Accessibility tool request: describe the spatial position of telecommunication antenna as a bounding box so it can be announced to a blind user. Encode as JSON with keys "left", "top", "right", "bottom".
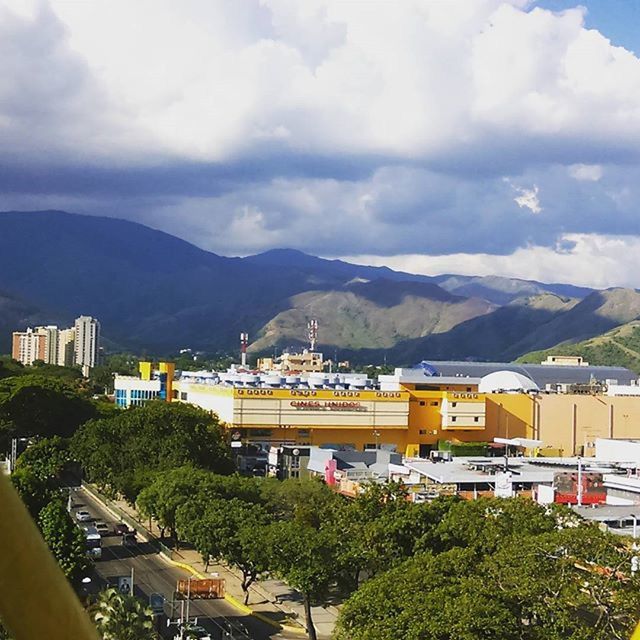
{"left": 240, "top": 333, "right": 249, "bottom": 368}
{"left": 307, "top": 319, "right": 318, "bottom": 352}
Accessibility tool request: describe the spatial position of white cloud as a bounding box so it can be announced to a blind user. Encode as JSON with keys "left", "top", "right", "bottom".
{"left": 568, "top": 163, "right": 603, "bottom": 181}
{"left": 513, "top": 184, "right": 542, "bottom": 214}
{"left": 2, "top": 0, "right": 640, "bottom": 165}
{"left": 342, "top": 233, "right": 640, "bottom": 289}
{"left": 2, "top": 0, "right": 640, "bottom": 279}
{"left": 505, "top": 179, "right": 542, "bottom": 214}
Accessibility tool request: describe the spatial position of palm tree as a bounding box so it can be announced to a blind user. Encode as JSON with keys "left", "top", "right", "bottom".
{"left": 90, "top": 588, "right": 156, "bottom": 640}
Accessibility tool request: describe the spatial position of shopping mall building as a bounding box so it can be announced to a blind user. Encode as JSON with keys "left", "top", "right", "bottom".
{"left": 114, "top": 359, "right": 640, "bottom": 458}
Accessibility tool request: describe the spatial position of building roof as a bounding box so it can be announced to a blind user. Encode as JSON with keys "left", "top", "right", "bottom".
{"left": 402, "top": 459, "right": 555, "bottom": 484}
{"left": 573, "top": 505, "right": 640, "bottom": 522}
{"left": 478, "top": 370, "right": 539, "bottom": 393}
{"left": 403, "top": 361, "right": 637, "bottom": 387}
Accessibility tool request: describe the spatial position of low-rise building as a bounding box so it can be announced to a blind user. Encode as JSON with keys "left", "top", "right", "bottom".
{"left": 114, "top": 361, "right": 175, "bottom": 408}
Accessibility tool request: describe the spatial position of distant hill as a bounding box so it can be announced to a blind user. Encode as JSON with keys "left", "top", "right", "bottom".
{"left": 432, "top": 274, "right": 592, "bottom": 306}
{"left": 0, "top": 291, "right": 52, "bottom": 353}
{"left": 0, "top": 210, "right": 617, "bottom": 361}
{"left": 247, "top": 249, "right": 594, "bottom": 306}
{"left": 518, "top": 320, "right": 640, "bottom": 374}
{"left": 379, "top": 293, "right": 579, "bottom": 364}
{"left": 249, "top": 280, "right": 496, "bottom": 352}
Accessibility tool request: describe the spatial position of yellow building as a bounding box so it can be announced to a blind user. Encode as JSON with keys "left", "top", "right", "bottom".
{"left": 174, "top": 371, "right": 488, "bottom": 456}
{"left": 121, "top": 362, "right": 640, "bottom": 459}
{"left": 488, "top": 393, "right": 640, "bottom": 457}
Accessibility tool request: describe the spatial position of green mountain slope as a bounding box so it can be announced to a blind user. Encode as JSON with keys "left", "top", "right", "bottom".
{"left": 518, "top": 320, "right": 640, "bottom": 374}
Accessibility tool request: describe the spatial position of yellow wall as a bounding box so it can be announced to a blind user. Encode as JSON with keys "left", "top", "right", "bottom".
{"left": 139, "top": 361, "right": 152, "bottom": 381}
{"left": 535, "top": 394, "right": 640, "bottom": 456}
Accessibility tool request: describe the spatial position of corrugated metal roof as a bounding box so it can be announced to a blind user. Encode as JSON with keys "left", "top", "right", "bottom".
{"left": 417, "top": 361, "right": 636, "bottom": 387}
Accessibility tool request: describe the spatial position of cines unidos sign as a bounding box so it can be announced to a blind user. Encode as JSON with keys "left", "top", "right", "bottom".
{"left": 290, "top": 400, "right": 367, "bottom": 411}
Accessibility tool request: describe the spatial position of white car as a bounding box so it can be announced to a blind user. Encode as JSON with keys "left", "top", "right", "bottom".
{"left": 94, "top": 521, "right": 110, "bottom": 535}
{"left": 75, "top": 510, "right": 92, "bottom": 522}
{"left": 173, "top": 624, "right": 211, "bottom": 640}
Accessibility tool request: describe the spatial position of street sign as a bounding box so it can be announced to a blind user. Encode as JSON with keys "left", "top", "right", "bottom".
{"left": 117, "top": 576, "right": 132, "bottom": 595}
{"left": 149, "top": 592, "right": 165, "bottom": 615}
{"left": 231, "top": 441, "right": 242, "bottom": 448}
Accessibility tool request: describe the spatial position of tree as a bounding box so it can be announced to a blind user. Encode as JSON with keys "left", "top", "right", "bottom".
{"left": 11, "top": 466, "right": 58, "bottom": 519}
{"left": 72, "top": 402, "right": 234, "bottom": 501}
{"left": 38, "top": 499, "right": 91, "bottom": 584}
{"left": 91, "top": 588, "right": 155, "bottom": 640}
{"left": 336, "top": 548, "right": 519, "bottom": 640}
{"left": 138, "top": 467, "right": 259, "bottom": 542}
{"left": 176, "top": 496, "right": 272, "bottom": 604}
{"left": 15, "top": 436, "right": 71, "bottom": 480}
{"left": 264, "top": 520, "right": 338, "bottom": 640}
{"left": 336, "top": 499, "right": 640, "bottom": 640}
{"left": 0, "top": 375, "right": 95, "bottom": 444}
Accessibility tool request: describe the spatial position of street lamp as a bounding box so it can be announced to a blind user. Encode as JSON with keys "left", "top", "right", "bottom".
{"left": 373, "top": 430, "right": 381, "bottom": 451}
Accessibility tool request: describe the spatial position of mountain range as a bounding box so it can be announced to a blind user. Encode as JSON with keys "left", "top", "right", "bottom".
{"left": 1, "top": 210, "right": 639, "bottom": 368}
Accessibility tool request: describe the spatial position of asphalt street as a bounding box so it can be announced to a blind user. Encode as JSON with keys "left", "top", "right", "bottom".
{"left": 73, "top": 487, "right": 293, "bottom": 640}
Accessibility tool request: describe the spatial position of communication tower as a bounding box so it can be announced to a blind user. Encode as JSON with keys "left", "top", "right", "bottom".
{"left": 240, "top": 332, "right": 249, "bottom": 368}
{"left": 307, "top": 319, "right": 318, "bottom": 352}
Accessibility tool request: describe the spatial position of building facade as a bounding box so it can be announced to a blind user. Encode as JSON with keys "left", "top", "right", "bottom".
{"left": 11, "top": 327, "right": 47, "bottom": 365}
{"left": 74, "top": 316, "right": 100, "bottom": 374}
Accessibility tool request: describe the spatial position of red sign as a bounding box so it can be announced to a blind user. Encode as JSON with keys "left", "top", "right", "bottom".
{"left": 290, "top": 400, "right": 367, "bottom": 411}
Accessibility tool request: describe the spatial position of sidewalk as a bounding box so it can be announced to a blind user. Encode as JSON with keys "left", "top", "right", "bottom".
{"left": 84, "top": 484, "right": 340, "bottom": 639}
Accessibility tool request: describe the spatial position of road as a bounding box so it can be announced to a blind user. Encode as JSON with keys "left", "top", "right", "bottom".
{"left": 73, "top": 487, "right": 295, "bottom": 640}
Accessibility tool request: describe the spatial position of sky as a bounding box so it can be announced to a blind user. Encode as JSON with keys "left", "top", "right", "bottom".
{"left": 2, "top": 0, "right": 640, "bottom": 288}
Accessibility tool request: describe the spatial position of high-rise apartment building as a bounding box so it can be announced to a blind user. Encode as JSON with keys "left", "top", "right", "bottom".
{"left": 11, "top": 317, "right": 100, "bottom": 373}
{"left": 40, "top": 325, "right": 59, "bottom": 364}
{"left": 74, "top": 316, "right": 100, "bottom": 374}
{"left": 11, "top": 327, "right": 47, "bottom": 365}
{"left": 57, "top": 327, "right": 76, "bottom": 367}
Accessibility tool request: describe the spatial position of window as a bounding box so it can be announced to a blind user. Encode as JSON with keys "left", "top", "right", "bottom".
{"left": 419, "top": 401, "right": 425, "bottom": 406}
{"left": 180, "top": 392, "right": 188, "bottom": 400}
{"left": 474, "top": 416, "right": 479, "bottom": 422}
{"left": 452, "top": 402, "right": 457, "bottom": 407}
{"left": 430, "top": 401, "right": 439, "bottom": 406}
{"left": 466, "top": 387, "right": 472, "bottom": 392}
{"left": 419, "top": 429, "right": 429, "bottom": 435}
{"left": 451, "top": 416, "right": 457, "bottom": 422}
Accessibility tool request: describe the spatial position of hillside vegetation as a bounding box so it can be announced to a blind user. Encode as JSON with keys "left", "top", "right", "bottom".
{"left": 518, "top": 320, "right": 640, "bottom": 373}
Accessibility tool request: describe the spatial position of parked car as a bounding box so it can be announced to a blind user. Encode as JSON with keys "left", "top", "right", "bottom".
{"left": 94, "top": 521, "right": 110, "bottom": 536}
{"left": 113, "top": 523, "right": 129, "bottom": 536}
{"left": 173, "top": 624, "right": 211, "bottom": 640}
{"left": 121, "top": 531, "right": 137, "bottom": 546}
{"left": 75, "top": 510, "right": 92, "bottom": 522}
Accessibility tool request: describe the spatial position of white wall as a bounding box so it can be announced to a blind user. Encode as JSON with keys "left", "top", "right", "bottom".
{"left": 596, "top": 438, "right": 640, "bottom": 464}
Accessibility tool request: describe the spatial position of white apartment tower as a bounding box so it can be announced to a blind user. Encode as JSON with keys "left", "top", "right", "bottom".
{"left": 57, "top": 327, "right": 76, "bottom": 367}
{"left": 74, "top": 316, "right": 100, "bottom": 374}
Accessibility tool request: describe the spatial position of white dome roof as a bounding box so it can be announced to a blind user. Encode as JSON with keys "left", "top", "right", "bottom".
{"left": 478, "top": 370, "right": 539, "bottom": 393}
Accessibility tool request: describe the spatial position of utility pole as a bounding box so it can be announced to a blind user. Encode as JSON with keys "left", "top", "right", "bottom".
{"left": 577, "top": 456, "right": 583, "bottom": 507}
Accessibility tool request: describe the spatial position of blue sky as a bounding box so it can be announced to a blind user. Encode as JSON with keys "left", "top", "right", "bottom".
{"left": 536, "top": 0, "right": 640, "bottom": 54}
{"left": 2, "top": 0, "right": 640, "bottom": 287}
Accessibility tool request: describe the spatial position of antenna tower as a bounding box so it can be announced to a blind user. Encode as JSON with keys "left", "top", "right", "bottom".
{"left": 240, "top": 332, "right": 249, "bottom": 368}
{"left": 307, "top": 319, "right": 318, "bottom": 352}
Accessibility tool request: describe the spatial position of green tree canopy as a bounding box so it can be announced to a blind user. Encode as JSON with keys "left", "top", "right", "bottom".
{"left": 0, "top": 375, "right": 95, "bottom": 444}
{"left": 38, "top": 499, "right": 91, "bottom": 585}
{"left": 336, "top": 498, "right": 640, "bottom": 640}
{"left": 15, "top": 436, "right": 71, "bottom": 480}
{"left": 72, "top": 402, "right": 234, "bottom": 501}
{"left": 264, "top": 520, "right": 339, "bottom": 640}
